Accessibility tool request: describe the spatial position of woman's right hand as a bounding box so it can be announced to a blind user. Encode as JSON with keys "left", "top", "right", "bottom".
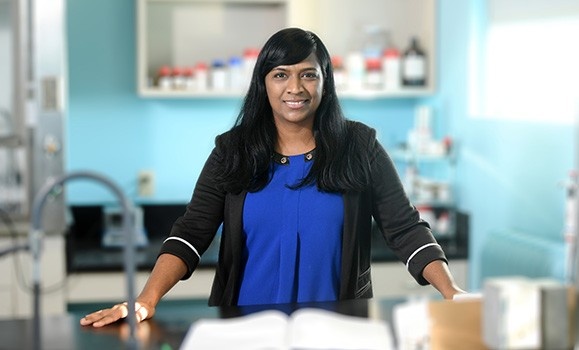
{"left": 79, "top": 301, "right": 155, "bottom": 328}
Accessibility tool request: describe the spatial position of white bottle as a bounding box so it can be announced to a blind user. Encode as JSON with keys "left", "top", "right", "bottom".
{"left": 242, "top": 48, "right": 259, "bottom": 89}
{"left": 346, "top": 51, "right": 365, "bottom": 91}
{"left": 228, "top": 56, "right": 245, "bottom": 92}
{"left": 156, "top": 65, "right": 172, "bottom": 90}
{"left": 331, "top": 56, "right": 346, "bottom": 91}
{"left": 182, "top": 67, "right": 195, "bottom": 90}
{"left": 211, "top": 59, "right": 228, "bottom": 91}
{"left": 194, "top": 62, "right": 209, "bottom": 91}
{"left": 382, "top": 47, "right": 401, "bottom": 90}
{"left": 364, "top": 58, "right": 382, "bottom": 90}
{"left": 171, "top": 67, "right": 186, "bottom": 90}
{"left": 414, "top": 105, "right": 433, "bottom": 155}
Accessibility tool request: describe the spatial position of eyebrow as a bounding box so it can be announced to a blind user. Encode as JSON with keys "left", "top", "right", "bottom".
{"left": 271, "top": 66, "right": 319, "bottom": 72}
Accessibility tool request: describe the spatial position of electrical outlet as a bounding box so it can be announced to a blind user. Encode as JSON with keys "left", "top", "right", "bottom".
{"left": 137, "top": 170, "right": 155, "bottom": 197}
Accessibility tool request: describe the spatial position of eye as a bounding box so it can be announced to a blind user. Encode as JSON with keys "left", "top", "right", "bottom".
{"left": 302, "top": 71, "right": 320, "bottom": 80}
{"left": 272, "top": 72, "right": 287, "bottom": 79}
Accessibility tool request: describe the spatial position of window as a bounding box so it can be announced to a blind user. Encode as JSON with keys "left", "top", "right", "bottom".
{"left": 470, "top": 0, "right": 579, "bottom": 123}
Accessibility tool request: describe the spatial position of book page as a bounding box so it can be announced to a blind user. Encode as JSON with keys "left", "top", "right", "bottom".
{"left": 287, "top": 308, "right": 394, "bottom": 350}
{"left": 179, "top": 309, "right": 288, "bottom": 350}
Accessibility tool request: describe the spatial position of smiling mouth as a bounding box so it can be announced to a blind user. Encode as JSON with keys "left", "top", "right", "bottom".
{"left": 284, "top": 100, "right": 307, "bottom": 108}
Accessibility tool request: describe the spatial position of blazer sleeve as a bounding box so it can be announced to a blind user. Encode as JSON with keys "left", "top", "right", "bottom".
{"left": 158, "top": 145, "right": 227, "bottom": 279}
{"left": 367, "top": 130, "right": 447, "bottom": 285}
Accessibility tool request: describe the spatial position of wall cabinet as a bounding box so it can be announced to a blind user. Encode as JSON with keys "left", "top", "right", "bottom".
{"left": 136, "top": 0, "right": 437, "bottom": 99}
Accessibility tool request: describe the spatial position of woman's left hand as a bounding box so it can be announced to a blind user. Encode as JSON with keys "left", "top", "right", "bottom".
{"left": 80, "top": 301, "right": 155, "bottom": 328}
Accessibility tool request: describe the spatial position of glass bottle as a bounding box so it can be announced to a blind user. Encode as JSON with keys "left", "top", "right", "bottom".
{"left": 402, "top": 37, "right": 427, "bottom": 87}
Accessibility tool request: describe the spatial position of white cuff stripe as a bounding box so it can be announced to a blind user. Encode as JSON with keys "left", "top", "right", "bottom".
{"left": 405, "top": 243, "right": 440, "bottom": 269}
{"left": 163, "top": 237, "right": 201, "bottom": 260}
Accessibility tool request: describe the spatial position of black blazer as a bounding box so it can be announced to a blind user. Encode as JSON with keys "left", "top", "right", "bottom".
{"left": 159, "top": 121, "right": 447, "bottom": 306}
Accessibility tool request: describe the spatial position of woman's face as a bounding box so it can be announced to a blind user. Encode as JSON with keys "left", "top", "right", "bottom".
{"left": 265, "top": 53, "right": 324, "bottom": 129}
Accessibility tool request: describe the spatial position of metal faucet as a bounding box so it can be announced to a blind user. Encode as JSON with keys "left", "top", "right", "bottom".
{"left": 30, "top": 171, "right": 138, "bottom": 350}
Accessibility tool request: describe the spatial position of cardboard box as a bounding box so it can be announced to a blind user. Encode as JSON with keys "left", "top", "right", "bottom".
{"left": 429, "top": 299, "right": 488, "bottom": 350}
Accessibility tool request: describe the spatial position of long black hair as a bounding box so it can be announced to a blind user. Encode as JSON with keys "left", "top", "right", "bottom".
{"left": 215, "top": 27, "right": 370, "bottom": 193}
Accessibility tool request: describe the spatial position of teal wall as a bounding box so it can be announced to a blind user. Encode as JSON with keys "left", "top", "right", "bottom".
{"left": 431, "top": 0, "right": 573, "bottom": 288}
{"left": 65, "top": 0, "right": 418, "bottom": 203}
{"left": 66, "top": 0, "right": 573, "bottom": 290}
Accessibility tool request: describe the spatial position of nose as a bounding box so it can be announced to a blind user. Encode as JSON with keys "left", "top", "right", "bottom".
{"left": 286, "top": 75, "right": 303, "bottom": 94}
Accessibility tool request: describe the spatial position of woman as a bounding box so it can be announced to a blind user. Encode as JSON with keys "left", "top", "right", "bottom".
{"left": 81, "top": 27, "right": 464, "bottom": 327}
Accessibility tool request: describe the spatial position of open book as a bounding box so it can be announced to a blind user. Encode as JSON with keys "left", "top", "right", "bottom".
{"left": 180, "top": 307, "right": 394, "bottom": 350}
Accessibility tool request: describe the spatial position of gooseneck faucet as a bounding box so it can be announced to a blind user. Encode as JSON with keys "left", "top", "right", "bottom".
{"left": 30, "top": 171, "right": 138, "bottom": 350}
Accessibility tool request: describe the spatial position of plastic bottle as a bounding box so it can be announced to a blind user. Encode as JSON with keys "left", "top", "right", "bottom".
{"left": 331, "top": 56, "right": 346, "bottom": 91}
{"left": 361, "top": 24, "right": 387, "bottom": 61}
{"left": 194, "top": 62, "right": 209, "bottom": 91}
{"left": 414, "top": 105, "right": 433, "bottom": 155}
{"left": 211, "top": 59, "right": 228, "bottom": 91}
{"left": 182, "top": 67, "right": 195, "bottom": 90}
{"left": 242, "top": 48, "right": 259, "bottom": 89}
{"left": 364, "top": 57, "right": 382, "bottom": 89}
{"left": 382, "top": 47, "right": 401, "bottom": 90}
{"left": 346, "top": 51, "right": 365, "bottom": 91}
{"left": 228, "top": 56, "right": 245, "bottom": 91}
{"left": 402, "top": 37, "right": 427, "bottom": 86}
{"left": 156, "top": 65, "right": 172, "bottom": 90}
{"left": 171, "top": 67, "right": 185, "bottom": 90}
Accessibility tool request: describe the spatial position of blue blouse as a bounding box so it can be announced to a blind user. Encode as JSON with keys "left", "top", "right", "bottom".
{"left": 238, "top": 151, "right": 344, "bottom": 305}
